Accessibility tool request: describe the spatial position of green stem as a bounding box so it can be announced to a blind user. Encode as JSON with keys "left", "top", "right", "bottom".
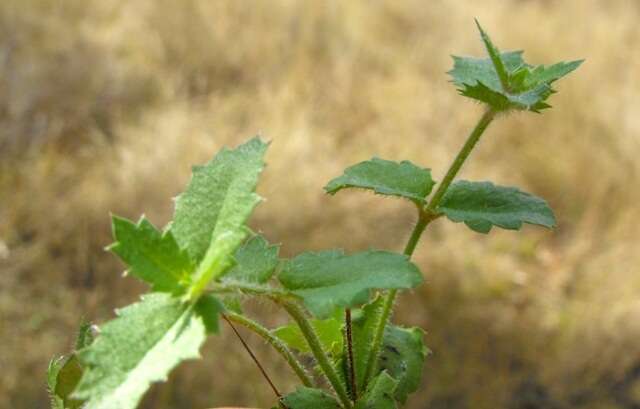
{"left": 280, "top": 300, "right": 353, "bottom": 409}
{"left": 224, "top": 311, "right": 314, "bottom": 388}
{"left": 363, "top": 108, "right": 497, "bottom": 386}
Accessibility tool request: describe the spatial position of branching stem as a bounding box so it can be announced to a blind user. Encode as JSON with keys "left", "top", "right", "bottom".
{"left": 363, "top": 108, "right": 497, "bottom": 386}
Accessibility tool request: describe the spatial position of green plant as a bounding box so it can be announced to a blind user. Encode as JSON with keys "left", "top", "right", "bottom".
{"left": 48, "top": 21, "right": 581, "bottom": 409}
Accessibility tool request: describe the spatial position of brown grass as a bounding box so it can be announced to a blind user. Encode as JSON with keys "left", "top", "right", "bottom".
{"left": 1, "top": 1, "right": 639, "bottom": 408}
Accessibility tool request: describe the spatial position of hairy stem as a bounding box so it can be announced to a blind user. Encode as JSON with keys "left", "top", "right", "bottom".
{"left": 224, "top": 311, "right": 314, "bottom": 388}
{"left": 345, "top": 309, "right": 357, "bottom": 401}
{"left": 222, "top": 314, "right": 284, "bottom": 406}
{"left": 280, "top": 300, "right": 353, "bottom": 409}
{"left": 363, "top": 108, "right": 497, "bottom": 386}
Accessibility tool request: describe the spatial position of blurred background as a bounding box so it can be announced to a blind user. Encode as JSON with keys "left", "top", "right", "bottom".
{"left": 1, "top": 0, "right": 639, "bottom": 408}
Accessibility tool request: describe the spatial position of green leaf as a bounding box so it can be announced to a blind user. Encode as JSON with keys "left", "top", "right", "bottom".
{"left": 350, "top": 296, "right": 385, "bottom": 394}
{"left": 74, "top": 320, "right": 96, "bottom": 350}
{"left": 279, "top": 250, "right": 423, "bottom": 318}
{"left": 354, "top": 371, "right": 399, "bottom": 409}
{"left": 53, "top": 356, "right": 84, "bottom": 409}
{"left": 281, "top": 387, "right": 342, "bottom": 409}
{"left": 47, "top": 357, "right": 65, "bottom": 409}
{"left": 74, "top": 293, "right": 207, "bottom": 409}
{"left": 448, "top": 21, "right": 582, "bottom": 112}
{"left": 172, "top": 137, "right": 268, "bottom": 263}
{"left": 437, "top": 180, "right": 556, "bottom": 234}
{"left": 273, "top": 310, "right": 344, "bottom": 356}
{"left": 324, "top": 157, "right": 436, "bottom": 203}
{"left": 379, "top": 325, "right": 429, "bottom": 404}
{"left": 109, "top": 216, "right": 193, "bottom": 293}
{"left": 194, "top": 294, "right": 225, "bottom": 334}
{"left": 222, "top": 235, "right": 280, "bottom": 284}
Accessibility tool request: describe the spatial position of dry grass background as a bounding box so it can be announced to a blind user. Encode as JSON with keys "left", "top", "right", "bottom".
{"left": 1, "top": 0, "right": 639, "bottom": 408}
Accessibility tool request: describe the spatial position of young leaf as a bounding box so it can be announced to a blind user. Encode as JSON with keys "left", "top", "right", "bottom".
{"left": 350, "top": 296, "right": 386, "bottom": 394}
{"left": 109, "top": 216, "right": 193, "bottom": 293}
{"left": 47, "top": 357, "right": 65, "bottom": 409}
{"left": 280, "top": 387, "right": 342, "bottom": 409}
{"left": 73, "top": 293, "right": 207, "bottom": 409}
{"left": 379, "top": 325, "right": 429, "bottom": 404}
{"left": 53, "top": 356, "right": 84, "bottom": 409}
{"left": 194, "top": 294, "right": 225, "bottom": 334}
{"left": 437, "top": 180, "right": 556, "bottom": 234}
{"left": 171, "top": 137, "right": 268, "bottom": 262}
{"left": 448, "top": 22, "right": 582, "bottom": 112}
{"left": 222, "top": 235, "right": 280, "bottom": 284}
{"left": 273, "top": 311, "right": 344, "bottom": 356}
{"left": 279, "top": 250, "right": 423, "bottom": 318}
{"left": 325, "top": 157, "right": 436, "bottom": 204}
{"left": 354, "top": 371, "right": 399, "bottom": 409}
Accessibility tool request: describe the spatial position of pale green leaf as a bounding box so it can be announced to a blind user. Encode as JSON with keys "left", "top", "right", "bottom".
{"left": 437, "top": 181, "right": 556, "bottom": 234}
{"left": 74, "top": 293, "right": 207, "bottom": 409}
{"left": 325, "top": 158, "right": 436, "bottom": 204}
{"left": 354, "top": 371, "right": 398, "bottom": 409}
{"left": 109, "top": 216, "right": 193, "bottom": 293}
{"left": 279, "top": 250, "right": 423, "bottom": 318}
{"left": 171, "top": 137, "right": 268, "bottom": 262}
{"left": 222, "top": 235, "right": 280, "bottom": 284}
{"left": 273, "top": 310, "right": 344, "bottom": 356}
{"left": 379, "top": 325, "right": 429, "bottom": 404}
{"left": 281, "top": 387, "right": 341, "bottom": 409}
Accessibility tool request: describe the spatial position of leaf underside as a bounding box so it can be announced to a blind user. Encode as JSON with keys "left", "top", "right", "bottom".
{"left": 279, "top": 250, "right": 423, "bottom": 318}
{"left": 354, "top": 371, "right": 399, "bottom": 409}
{"left": 437, "top": 180, "right": 556, "bottom": 234}
{"left": 273, "top": 311, "right": 344, "bottom": 356}
{"left": 448, "top": 22, "right": 582, "bottom": 112}
{"left": 74, "top": 293, "right": 208, "bottom": 409}
{"left": 325, "top": 157, "right": 436, "bottom": 204}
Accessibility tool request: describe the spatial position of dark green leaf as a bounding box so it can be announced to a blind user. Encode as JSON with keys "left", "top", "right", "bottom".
{"left": 281, "top": 387, "right": 342, "bottom": 409}
{"left": 279, "top": 250, "right": 423, "bottom": 318}
{"left": 109, "top": 216, "right": 192, "bottom": 293}
{"left": 354, "top": 371, "right": 399, "bottom": 409}
{"left": 222, "top": 235, "right": 280, "bottom": 284}
{"left": 325, "top": 158, "right": 436, "bottom": 204}
{"left": 350, "top": 296, "right": 386, "bottom": 394}
{"left": 379, "top": 325, "right": 429, "bottom": 404}
{"left": 74, "top": 293, "right": 207, "bottom": 409}
{"left": 194, "top": 294, "right": 225, "bottom": 334}
{"left": 437, "top": 181, "right": 556, "bottom": 234}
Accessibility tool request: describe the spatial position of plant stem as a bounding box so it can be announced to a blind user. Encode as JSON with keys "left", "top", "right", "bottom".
{"left": 280, "top": 300, "right": 353, "bottom": 409}
{"left": 224, "top": 311, "right": 314, "bottom": 388}
{"left": 222, "top": 314, "right": 284, "bottom": 406}
{"left": 363, "top": 108, "right": 497, "bottom": 386}
{"left": 345, "top": 309, "right": 357, "bottom": 401}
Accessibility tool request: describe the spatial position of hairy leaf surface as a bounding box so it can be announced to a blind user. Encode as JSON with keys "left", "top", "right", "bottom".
{"left": 109, "top": 216, "right": 192, "bottom": 293}
{"left": 325, "top": 158, "right": 435, "bottom": 203}
{"left": 437, "top": 181, "right": 556, "bottom": 234}
{"left": 281, "top": 387, "right": 341, "bottom": 409}
{"left": 273, "top": 310, "right": 344, "bottom": 356}
{"left": 222, "top": 235, "right": 280, "bottom": 284}
{"left": 279, "top": 250, "right": 423, "bottom": 318}
{"left": 172, "top": 137, "right": 268, "bottom": 262}
{"left": 74, "top": 293, "right": 208, "bottom": 409}
{"left": 448, "top": 21, "right": 582, "bottom": 112}
{"left": 350, "top": 296, "right": 385, "bottom": 393}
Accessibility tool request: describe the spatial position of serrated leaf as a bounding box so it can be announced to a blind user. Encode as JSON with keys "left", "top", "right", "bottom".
{"left": 379, "top": 325, "right": 429, "bottom": 404}
{"left": 172, "top": 137, "right": 268, "bottom": 263}
{"left": 222, "top": 235, "right": 280, "bottom": 284}
{"left": 448, "top": 21, "right": 582, "bottom": 112}
{"left": 273, "top": 310, "right": 344, "bottom": 356}
{"left": 281, "top": 387, "right": 342, "bottom": 409}
{"left": 354, "top": 371, "right": 399, "bottom": 409}
{"left": 437, "top": 180, "right": 556, "bottom": 234}
{"left": 109, "top": 216, "right": 193, "bottom": 293}
{"left": 279, "top": 250, "right": 423, "bottom": 319}
{"left": 74, "top": 293, "right": 207, "bottom": 409}
{"left": 325, "top": 158, "right": 436, "bottom": 204}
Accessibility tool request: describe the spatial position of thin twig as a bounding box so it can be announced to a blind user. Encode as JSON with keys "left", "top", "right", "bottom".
{"left": 345, "top": 309, "right": 357, "bottom": 401}
{"left": 222, "top": 314, "right": 284, "bottom": 406}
